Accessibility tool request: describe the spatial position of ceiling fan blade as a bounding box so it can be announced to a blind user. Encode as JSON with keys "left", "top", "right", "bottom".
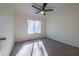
{"left": 32, "top": 5, "right": 41, "bottom": 10}
{"left": 34, "top": 3, "right": 42, "bottom": 8}
{"left": 42, "top": 3, "right": 47, "bottom": 9}
{"left": 44, "top": 9, "right": 53, "bottom": 11}
{"left": 35, "top": 11, "right": 41, "bottom": 14}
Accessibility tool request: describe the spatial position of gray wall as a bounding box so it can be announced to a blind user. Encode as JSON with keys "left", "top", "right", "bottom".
{"left": 15, "top": 13, "right": 46, "bottom": 42}
{"left": 46, "top": 5, "right": 79, "bottom": 48}
{"left": 0, "top": 4, "right": 15, "bottom": 56}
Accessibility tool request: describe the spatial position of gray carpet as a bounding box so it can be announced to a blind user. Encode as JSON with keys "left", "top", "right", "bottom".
{"left": 10, "top": 38, "right": 79, "bottom": 56}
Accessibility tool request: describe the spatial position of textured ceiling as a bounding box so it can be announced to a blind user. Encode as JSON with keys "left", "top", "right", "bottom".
{"left": 4, "top": 3, "right": 79, "bottom": 17}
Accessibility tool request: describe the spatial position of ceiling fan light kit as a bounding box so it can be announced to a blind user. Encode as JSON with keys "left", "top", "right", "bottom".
{"left": 40, "top": 11, "right": 44, "bottom": 14}
{"left": 32, "top": 3, "right": 53, "bottom": 16}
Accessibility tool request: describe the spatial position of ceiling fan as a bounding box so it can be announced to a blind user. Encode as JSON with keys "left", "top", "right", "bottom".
{"left": 32, "top": 3, "right": 54, "bottom": 16}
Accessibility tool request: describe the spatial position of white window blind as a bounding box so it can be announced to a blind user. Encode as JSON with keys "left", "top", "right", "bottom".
{"left": 28, "top": 19, "right": 41, "bottom": 34}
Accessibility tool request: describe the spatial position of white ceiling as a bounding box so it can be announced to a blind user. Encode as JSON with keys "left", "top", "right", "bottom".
{"left": 8, "top": 3, "right": 79, "bottom": 17}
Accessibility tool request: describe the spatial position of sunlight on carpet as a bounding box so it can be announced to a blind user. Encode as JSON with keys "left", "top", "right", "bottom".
{"left": 16, "top": 40, "right": 48, "bottom": 56}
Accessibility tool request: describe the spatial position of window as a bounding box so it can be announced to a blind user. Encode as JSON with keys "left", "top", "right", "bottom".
{"left": 28, "top": 19, "right": 41, "bottom": 34}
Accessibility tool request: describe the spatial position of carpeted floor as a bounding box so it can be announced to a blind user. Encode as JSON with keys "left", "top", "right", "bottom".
{"left": 10, "top": 38, "right": 79, "bottom": 56}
